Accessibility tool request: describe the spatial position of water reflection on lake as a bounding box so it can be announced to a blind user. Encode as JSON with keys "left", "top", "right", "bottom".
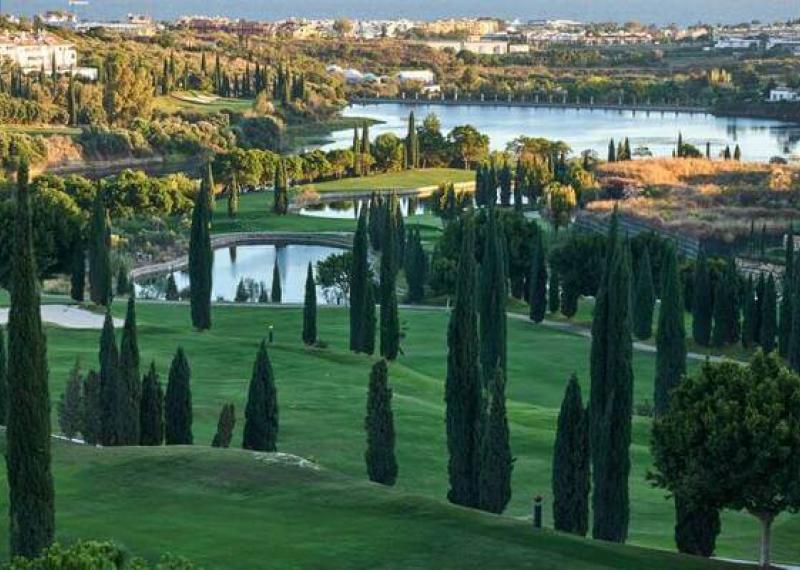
{"left": 136, "top": 244, "right": 346, "bottom": 304}
{"left": 299, "top": 195, "right": 427, "bottom": 219}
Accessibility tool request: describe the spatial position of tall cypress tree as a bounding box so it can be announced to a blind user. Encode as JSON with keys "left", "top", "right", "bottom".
{"left": 791, "top": 265, "right": 800, "bottom": 371}
{"left": 552, "top": 374, "right": 590, "bottom": 536}
{"left": 654, "top": 245, "right": 686, "bottom": 417}
{"left": 363, "top": 279, "right": 376, "bottom": 355}
{"left": 405, "top": 112, "right": 418, "bottom": 169}
{"left": 139, "top": 361, "right": 164, "bottom": 446}
{"left": 6, "top": 162, "right": 54, "bottom": 558}
{"left": 99, "top": 310, "right": 121, "bottom": 446}
{"left": 589, "top": 210, "right": 633, "bottom": 543}
{"left": 404, "top": 228, "right": 427, "bottom": 303}
{"left": 189, "top": 166, "right": 213, "bottom": 330}
{"left": 361, "top": 122, "right": 371, "bottom": 176}
{"left": 273, "top": 160, "right": 288, "bottom": 214}
{"left": 118, "top": 295, "right": 141, "bottom": 444}
{"left": 692, "top": 251, "right": 712, "bottom": 346}
{"left": 271, "top": 259, "right": 282, "bottom": 303}
{"left": 741, "top": 276, "right": 757, "bottom": 349}
{"left": 302, "top": 262, "right": 317, "bottom": 345}
{"left": 548, "top": 267, "right": 560, "bottom": 314}
{"left": 88, "top": 191, "right": 112, "bottom": 306}
{"left": 760, "top": 274, "right": 778, "bottom": 353}
{"left": 82, "top": 370, "right": 102, "bottom": 446}
{"left": 528, "top": 229, "right": 547, "bottom": 323}
{"left": 712, "top": 259, "right": 739, "bottom": 347}
{"left": 227, "top": 173, "right": 239, "bottom": 218}
{"left": 445, "top": 217, "right": 482, "bottom": 508}
{"left": 379, "top": 194, "right": 400, "bottom": 360}
{"left": 211, "top": 403, "right": 236, "bottom": 448}
{"left": 477, "top": 366, "right": 513, "bottom": 514}
{"left": 350, "top": 206, "right": 369, "bottom": 351}
{"left": 242, "top": 340, "right": 278, "bottom": 451}
{"left": 0, "top": 326, "right": 6, "bottom": 426}
{"left": 165, "top": 347, "right": 192, "bottom": 445}
{"left": 632, "top": 248, "right": 655, "bottom": 340}
{"left": 479, "top": 208, "right": 507, "bottom": 382}
{"left": 365, "top": 359, "right": 397, "bottom": 485}
{"left": 70, "top": 239, "right": 85, "bottom": 303}
{"left": 352, "top": 128, "right": 361, "bottom": 176}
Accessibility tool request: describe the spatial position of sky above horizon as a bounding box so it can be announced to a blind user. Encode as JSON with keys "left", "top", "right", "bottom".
{"left": 1, "top": 0, "right": 798, "bottom": 26}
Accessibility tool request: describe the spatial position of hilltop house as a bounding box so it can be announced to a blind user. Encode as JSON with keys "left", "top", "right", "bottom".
{"left": 0, "top": 31, "right": 77, "bottom": 73}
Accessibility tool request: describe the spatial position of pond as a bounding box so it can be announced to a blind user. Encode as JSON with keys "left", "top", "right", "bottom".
{"left": 135, "top": 244, "right": 347, "bottom": 304}
{"left": 299, "top": 195, "right": 427, "bottom": 219}
{"left": 323, "top": 103, "right": 800, "bottom": 163}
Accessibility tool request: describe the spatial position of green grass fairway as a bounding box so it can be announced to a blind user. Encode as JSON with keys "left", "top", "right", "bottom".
{"left": 0, "top": 125, "right": 83, "bottom": 137}
{"left": 300, "top": 168, "right": 474, "bottom": 193}
{"left": 3, "top": 302, "right": 796, "bottom": 565}
{"left": 0, "top": 440, "right": 743, "bottom": 570}
{"left": 153, "top": 92, "right": 255, "bottom": 115}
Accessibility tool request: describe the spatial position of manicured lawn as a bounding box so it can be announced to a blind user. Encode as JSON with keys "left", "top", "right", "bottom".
{"left": 300, "top": 168, "right": 474, "bottom": 193}
{"left": 152, "top": 92, "right": 255, "bottom": 115}
{"left": 0, "top": 440, "right": 744, "bottom": 570}
{"left": 11, "top": 301, "right": 799, "bottom": 565}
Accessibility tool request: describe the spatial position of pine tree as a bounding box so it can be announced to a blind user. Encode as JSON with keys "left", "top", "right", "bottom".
{"left": 227, "top": 174, "right": 239, "bottom": 218}
{"left": 760, "top": 274, "right": 778, "bottom": 353}
{"left": 139, "top": 361, "right": 164, "bottom": 446}
{"left": 528, "top": 229, "right": 547, "bottom": 323}
{"left": 118, "top": 295, "right": 141, "bottom": 444}
{"left": 632, "top": 248, "right": 655, "bottom": 340}
{"left": 189, "top": 166, "right": 213, "bottom": 330}
{"left": 70, "top": 240, "right": 85, "bottom": 302}
{"left": 379, "top": 195, "right": 400, "bottom": 360}
{"left": 692, "top": 251, "right": 712, "bottom": 346}
{"left": 57, "top": 360, "right": 84, "bottom": 439}
{"left": 654, "top": 245, "right": 686, "bottom": 417}
{"left": 6, "top": 160, "right": 54, "bottom": 558}
{"left": 82, "top": 370, "right": 102, "bottom": 446}
{"left": 589, "top": 210, "right": 633, "bottom": 543}
{"left": 302, "top": 262, "right": 317, "bottom": 345}
{"left": 552, "top": 374, "right": 590, "bottom": 536}
{"left": 477, "top": 366, "right": 513, "bottom": 514}
{"left": 88, "top": 191, "right": 112, "bottom": 306}
{"left": 364, "top": 359, "right": 397, "bottom": 485}
{"left": 548, "top": 268, "right": 560, "bottom": 314}
{"left": 479, "top": 208, "right": 507, "bottom": 382}
{"left": 242, "top": 340, "right": 278, "bottom": 451}
{"left": 211, "top": 403, "right": 236, "bottom": 448}
{"left": 165, "top": 347, "right": 192, "bottom": 445}
{"left": 350, "top": 206, "right": 369, "bottom": 352}
{"left": 99, "top": 309, "right": 121, "bottom": 446}
{"left": 445, "top": 217, "right": 482, "bottom": 508}
{"left": 0, "top": 327, "right": 6, "bottom": 426}
{"left": 271, "top": 259, "right": 282, "bottom": 303}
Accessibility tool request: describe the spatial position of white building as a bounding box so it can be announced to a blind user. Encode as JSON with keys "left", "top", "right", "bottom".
{"left": 425, "top": 39, "right": 508, "bottom": 55}
{"left": 769, "top": 87, "right": 800, "bottom": 102}
{"left": 714, "top": 36, "right": 760, "bottom": 49}
{"left": 0, "top": 31, "right": 77, "bottom": 73}
{"left": 397, "top": 69, "right": 435, "bottom": 84}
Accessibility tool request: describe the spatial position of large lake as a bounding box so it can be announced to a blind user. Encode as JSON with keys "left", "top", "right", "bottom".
{"left": 136, "top": 244, "right": 347, "bottom": 304}
{"left": 323, "top": 103, "right": 800, "bottom": 163}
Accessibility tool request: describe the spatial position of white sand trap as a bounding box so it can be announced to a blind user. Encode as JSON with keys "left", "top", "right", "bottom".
{"left": 0, "top": 305, "right": 122, "bottom": 329}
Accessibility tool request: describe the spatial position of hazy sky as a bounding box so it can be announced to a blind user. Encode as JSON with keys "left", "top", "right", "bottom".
{"left": 1, "top": 0, "right": 798, "bottom": 25}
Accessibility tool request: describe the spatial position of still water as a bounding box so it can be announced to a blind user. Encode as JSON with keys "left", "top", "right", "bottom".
{"left": 322, "top": 103, "right": 800, "bottom": 163}
{"left": 136, "top": 244, "right": 346, "bottom": 304}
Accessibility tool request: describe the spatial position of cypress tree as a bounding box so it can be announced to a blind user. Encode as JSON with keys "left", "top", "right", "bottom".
{"left": 82, "top": 370, "right": 102, "bottom": 446}
{"left": 780, "top": 233, "right": 794, "bottom": 357}
{"left": 607, "top": 138, "right": 616, "bottom": 162}
{"left": 654, "top": 245, "right": 686, "bottom": 417}
{"left": 352, "top": 129, "right": 362, "bottom": 176}
{"left": 88, "top": 191, "right": 112, "bottom": 306}
{"left": 165, "top": 273, "right": 179, "bottom": 301}
{"left": 477, "top": 366, "right": 513, "bottom": 514}
{"left": 165, "top": 347, "right": 192, "bottom": 445}
{"left": 528, "top": 229, "right": 547, "bottom": 323}
{"left": 363, "top": 279, "right": 376, "bottom": 355}
{"left": 242, "top": 340, "right": 278, "bottom": 451}
{"left": 405, "top": 112, "right": 418, "bottom": 169}
{"left": 445, "top": 217, "right": 482, "bottom": 508}
{"left": 189, "top": 166, "right": 213, "bottom": 330}
{"left": 589, "top": 210, "right": 633, "bottom": 543}
{"left": 273, "top": 160, "right": 289, "bottom": 214}
{"left": 361, "top": 122, "right": 371, "bottom": 176}
{"left": 118, "top": 295, "right": 141, "bottom": 444}
{"left": 364, "top": 359, "right": 397, "bottom": 485}
{"left": 760, "top": 274, "right": 777, "bottom": 353}
{"left": 271, "top": 259, "right": 282, "bottom": 303}
{"left": 139, "top": 361, "right": 164, "bottom": 446}
{"left": 691, "top": 251, "right": 712, "bottom": 346}
{"left": 227, "top": 174, "right": 239, "bottom": 218}
{"left": 211, "top": 403, "right": 236, "bottom": 448}
{"left": 302, "top": 262, "right": 317, "bottom": 345}
{"left": 404, "top": 228, "right": 427, "bottom": 303}
{"left": 479, "top": 208, "right": 507, "bottom": 382}
{"left": 789, "top": 267, "right": 800, "bottom": 371}
{"left": 754, "top": 272, "right": 766, "bottom": 344}
{"left": 379, "top": 195, "right": 400, "bottom": 360}
{"left": 0, "top": 327, "right": 5, "bottom": 426}
{"left": 552, "top": 374, "right": 590, "bottom": 536}
{"left": 70, "top": 240, "right": 85, "bottom": 303}
{"left": 58, "top": 363, "right": 84, "bottom": 441}
{"left": 6, "top": 160, "right": 54, "bottom": 558}
{"left": 99, "top": 310, "right": 120, "bottom": 446}
{"left": 712, "top": 260, "right": 739, "bottom": 347}
{"left": 116, "top": 266, "right": 130, "bottom": 296}
{"left": 350, "top": 206, "right": 369, "bottom": 351}
{"left": 632, "top": 248, "right": 655, "bottom": 340}
{"left": 741, "top": 276, "right": 757, "bottom": 349}
{"left": 548, "top": 267, "right": 560, "bottom": 314}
